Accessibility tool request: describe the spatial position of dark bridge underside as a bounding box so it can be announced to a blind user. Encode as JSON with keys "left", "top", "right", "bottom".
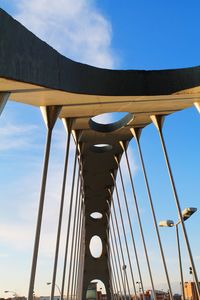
{"left": 1, "top": 8, "right": 200, "bottom": 97}
{"left": 1, "top": 8, "right": 200, "bottom": 299}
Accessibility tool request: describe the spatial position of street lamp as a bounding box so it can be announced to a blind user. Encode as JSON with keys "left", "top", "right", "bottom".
{"left": 47, "top": 282, "right": 61, "bottom": 298}
{"left": 122, "top": 264, "right": 127, "bottom": 298}
{"left": 159, "top": 207, "right": 197, "bottom": 300}
{"left": 136, "top": 282, "right": 142, "bottom": 294}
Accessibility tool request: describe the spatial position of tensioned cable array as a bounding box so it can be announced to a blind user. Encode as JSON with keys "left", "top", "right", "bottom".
{"left": 21, "top": 106, "right": 199, "bottom": 300}
{"left": 1, "top": 11, "right": 200, "bottom": 299}
{"left": 1, "top": 82, "right": 200, "bottom": 300}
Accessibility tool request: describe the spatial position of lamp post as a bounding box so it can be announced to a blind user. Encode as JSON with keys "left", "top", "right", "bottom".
{"left": 159, "top": 207, "right": 197, "bottom": 300}
{"left": 47, "top": 282, "right": 61, "bottom": 299}
{"left": 122, "top": 264, "right": 127, "bottom": 298}
{"left": 136, "top": 282, "right": 142, "bottom": 295}
{"left": 189, "top": 266, "right": 196, "bottom": 283}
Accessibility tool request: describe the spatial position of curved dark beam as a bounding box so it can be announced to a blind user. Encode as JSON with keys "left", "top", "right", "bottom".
{"left": 0, "top": 8, "right": 200, "bottom": 98}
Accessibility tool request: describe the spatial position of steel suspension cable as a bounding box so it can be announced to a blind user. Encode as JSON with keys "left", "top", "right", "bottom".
{"left": 109, "top": 248, "right": 121, "bottom": 300}
{"left": 114, "top": 155, "right": 157, "bottom": 300}
{"left": 65, "top": 133, "right": 84, "bottom": 300}
{"left": 72, "top": 133, "right": 86, "bottom": 300}
{"left": 114, "top": 153, "right": 145, "bottom": 299}
{"left": 61, "top": 145, "right": 78, "bottom": 300}
{"left": 76, "top": 202, "right": 86, "bottom": 300}
{"left": 128, "top": 130, "right": 173, "bottom": 300}
{"left": 106, "top": 228, "right": 121, "bottom": 300}
{"left": 29, "top": 129, "right": 53, "bottom": 300}
{"left": 108, "top": 263, "right": 115, "bottom": 300}
{"left": 69, "top": 173, "right": 83, "bottom": 299}
{"left": 74, "top": 131, "right": 87, "bottom": 297}
{"left": 50, "top": 120, "right": 73, "bottom": 300}
{"left": 106, "top": 229, "right": 118, "bottom": 300}
{"left": 80, "top": 205, "right": 86, "bottom": 299}
{"left": 72, "top": 200, "right": 83, "bottom": 296}
{"left": 107, "top": 201, "right": 126, "bottom": 298}
{"left": 106, "top": 216, "right": 124, "bottom": 299}
{"left": 108, "top": 200, "right": 132, "bottom": 300}
{"left": 109, "top": 255, "right": 120, "bottom": 300}
{"left": 66, "top": 166, "right": 81, "bottom": 300}
{"left": 111, "top": 198, "right": 132, "bottom": 300}
{"left": 150, "top": 115, "right": 200, "bottom": 299}
{"left": 28, "top": 105, "right": 61, "bottom": 300}
{"left": 111, "top": 173, "right": 137, "bottom": 299}
{"left": 72, "top": 189, "right": 84, "bottom": 298}
{"left": 176, "top": 224, "right": 186, "bottom": 300}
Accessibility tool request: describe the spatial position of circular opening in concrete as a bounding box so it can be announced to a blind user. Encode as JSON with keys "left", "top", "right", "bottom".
{"left": 89, "top": 235, "right": 103, "bottom": 258}
{"left": 89, "top": 112, "right": 133, "bottom": 133}
{"left": 90, "top": 144, "right": 112, "bottom": 153}
{"left": 86, "top": 280, "right": 107, "bottom": 298}
{"left": 90, "top": 212, "right": 103, "bottom": 219}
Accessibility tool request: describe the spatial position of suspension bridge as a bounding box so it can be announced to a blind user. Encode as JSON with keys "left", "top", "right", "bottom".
{"left": 0, "top": 8, "right": 200, "bottom": 300}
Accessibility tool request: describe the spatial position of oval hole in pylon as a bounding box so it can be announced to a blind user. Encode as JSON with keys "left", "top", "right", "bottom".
{"left": 89, "top": 235, "right": 103, "bottom": 258}
{"left": 90, "top": 212, "right": 103, "bottom": 219}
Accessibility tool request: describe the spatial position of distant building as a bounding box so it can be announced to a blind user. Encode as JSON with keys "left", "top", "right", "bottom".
{"left": 184, "top": 281, "right": 199, "bottom": 300}
{"left": 39, "top": 296, "right": 60, "bottom": 300}
{"left": 3, "top": 297, "right": 26, "bottom": 300}
{"left": 39, "top": 297, "right": 75, "bottom": 300}
{"left": 132, "top": 290, "right": 170, "bottom": 300}
{"left": 173, "top": 294, "right": 181, "bottom": 300}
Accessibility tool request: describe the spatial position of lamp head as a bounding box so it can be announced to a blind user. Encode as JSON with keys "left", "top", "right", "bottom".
{"left": 182, "top": 207, "right": 197, "bottom": 221}
{"left": 159, "top": 220, "right": 174, "bottom": 227}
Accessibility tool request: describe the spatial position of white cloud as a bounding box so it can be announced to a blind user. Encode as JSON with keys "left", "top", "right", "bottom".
{"left": 0, "top": 135, "right": 82, "bottom": 268}
{"left": 0, "top": 252, "right": 8, "bottom": 258}
{"left": 14, "top": 0, "right": 116, "bottom": 68}
{"left": 0, "top": 121, "right": 38, "bottom": 151}
{"left": 195, "top": 255, "right": 200, "bottom": 261}
{"left": 0, "top": 222, "right": 34, "bottom": 250}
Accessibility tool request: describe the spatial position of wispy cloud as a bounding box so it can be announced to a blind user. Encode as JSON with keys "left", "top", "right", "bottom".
{"left": 0, "top": 121, "right": 38, "bottom": 151}
{"left": 14, "top": 0, "right": 116, "bottom": 68}
{"left": 0, "top": 222, "right": 34, "bottom": 250}
{"left": 0, "top": 253, "right": 9, "bottom": 258}
{"left": 0, "top": 128, "right": 80, "bottom": 261}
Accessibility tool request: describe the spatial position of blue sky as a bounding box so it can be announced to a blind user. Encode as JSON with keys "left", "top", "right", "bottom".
{"left": 98, "top": 0, "right": 200, "bottom": 69}
{"left": 0, "top": 0, "right": 200, "bottom": 297}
